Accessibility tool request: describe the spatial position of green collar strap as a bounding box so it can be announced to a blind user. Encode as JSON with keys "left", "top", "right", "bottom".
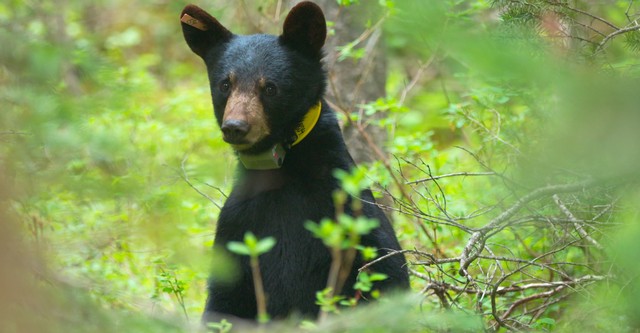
{"left": 237, "top": 101, "right": 322, "bottom": 170}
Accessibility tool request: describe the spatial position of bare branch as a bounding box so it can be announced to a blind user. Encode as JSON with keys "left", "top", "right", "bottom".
{"left": 500, "top": 286, "right": 564, "bottom": 322}
{"left": 406, "top": 172, "right": 497, "bottom": 185}
{"left": 399, "top": 57, "right": 436, "bottom": 106}
{"left": 626, "top": 0, "right": 637, "bottom": 23}
{"left": 548, "top": 1, "right": 619, "bottom": 30}
{"left": 412, "top": 269, "right": 609, "bottom": 296}
{"left": 358, "top": 249, "right": 412, "bottom": 273}
{"left": 596, "top": 23, "right": 640, "bottom": 52}
{"left": 481, "top": 180, "right": 596, "bottom": 232}
{"left": 552, "top": 194, "right": 604, "bottom": 250}
{"left": 459, "top": 231, "right": 485, "bottom": 277}
{"left": 178, "top": 155, "right": 223, "bottom": 209}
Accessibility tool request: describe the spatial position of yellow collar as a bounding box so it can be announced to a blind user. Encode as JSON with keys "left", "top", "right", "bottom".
{"left": 237, "top": 102, "right": 322, "bottom": 170}
{"left": 290, "top": 101, "right": 321, "bottom": 146}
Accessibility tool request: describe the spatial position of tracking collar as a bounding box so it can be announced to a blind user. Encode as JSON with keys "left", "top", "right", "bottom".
{"left": 237, "top": 102, "right": 322, "bottom": 170}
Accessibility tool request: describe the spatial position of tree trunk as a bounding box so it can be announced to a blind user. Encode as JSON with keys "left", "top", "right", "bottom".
{"left": 289, "top": 0, "right": 388, "bottom": 164}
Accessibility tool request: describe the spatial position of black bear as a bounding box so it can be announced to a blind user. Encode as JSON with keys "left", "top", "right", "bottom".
{"left": 180, "top": 1, "right": 409, "bottom": 322}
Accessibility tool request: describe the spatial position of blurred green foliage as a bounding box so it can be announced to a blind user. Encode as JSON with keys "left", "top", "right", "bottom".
{"left": 1, "top": 0, "right": 228, "bottom": 323}
{"left": 1, "top": 0, "right": 640, "bottom": 332}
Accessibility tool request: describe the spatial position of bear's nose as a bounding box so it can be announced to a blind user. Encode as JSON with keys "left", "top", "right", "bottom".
{"left": 221, "top": 119, "right": 250, "bottom": 143}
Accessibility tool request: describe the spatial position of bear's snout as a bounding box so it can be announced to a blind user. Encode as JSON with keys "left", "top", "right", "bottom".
{"left": 221, "top": 119, "right": 251, "bottom": 144}
{"left": 221, "top": 89, "right": 271, "bottom": 151}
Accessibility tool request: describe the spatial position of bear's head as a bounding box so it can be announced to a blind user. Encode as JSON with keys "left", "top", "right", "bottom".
{"left": 180, "top": 2, "right": 327, "bottom": 168}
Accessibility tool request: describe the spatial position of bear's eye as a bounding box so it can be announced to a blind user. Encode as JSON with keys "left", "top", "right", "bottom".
{"left": 219, "top": 79, "right": 231, "bottom": 93}
{"left": 263, "top": 82, "right": 277, "bottom": 97}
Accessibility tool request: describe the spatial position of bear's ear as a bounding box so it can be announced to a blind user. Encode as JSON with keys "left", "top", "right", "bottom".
{"left": 180, "top": 4, "right": 232, "bottom": 59}
{"left": 280, "top": 1, "right": 326, "bottom": 58}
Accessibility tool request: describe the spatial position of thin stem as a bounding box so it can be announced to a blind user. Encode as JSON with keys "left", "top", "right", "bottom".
{"left": 250, "top": 256, "right": 269, "bottom": 323}
{"left": 319, "top": 246, "right": 343, "bottom": 323}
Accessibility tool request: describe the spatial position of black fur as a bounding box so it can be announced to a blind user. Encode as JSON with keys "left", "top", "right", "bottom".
{"left": 181, "top": 1, "right": 409, "bottom": 322}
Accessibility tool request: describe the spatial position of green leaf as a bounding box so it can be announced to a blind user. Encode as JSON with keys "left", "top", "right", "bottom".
{"left": 226, "top": 241, "right": 251, "bottom": 256}
{"left": 368, "top": 273, "right": 388, "bottom": 282}
{"left": 243, "top": 232, "right": 258, "bottom": 250}
{"left": 360, "top": 246, "right": 379, "bottom": 261}
{"left": 255, "top": 237, "right": 276, "bottom": 254}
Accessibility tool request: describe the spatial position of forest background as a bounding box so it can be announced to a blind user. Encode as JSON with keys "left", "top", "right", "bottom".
{"left": 2, "top": 0, "right": 640, "bottom": 332}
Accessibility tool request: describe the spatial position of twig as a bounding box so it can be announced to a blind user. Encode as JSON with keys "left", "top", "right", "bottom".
{"left": 459, "top": 231, "right": 485, "bottom": 277}
{"left": 202, "top": 182, "right": 228, "bottom": 199}
{"left": 406, "top": 172, "right": 497, "bottom": 185}
{"left": 489, "top": 239, "right": 582, "bottom": 329}
{"left": 179, "top": 155, "right": 222, "bottom": 209}
{"left": 463, "top": 108, "right": 523, "bottom": 156}
{"left": 274, "top": 0, "right": 282, "bottom": 21}
{"left": 399, "top": 57, "right": 436, "bottom": 106}
{"left": 528, "top": 293, "right": 570, "bottom": 324}
{"left": 596, "top": 23, "right": 640, "bottom": 52}
{"left": 239, "top": 0, "right": 263, "bottom": 32}
{"left": 327, "top": 100, "right": 441, "bottom": 249}
{"left": 552, "top": 194, "right": 604, "bottom": 250}
{"left": 326, "top": 11, "right": 389, "bottom": 113}
{"left": 548, "top": 1, "right": 619, "bottom": 30}
{"left": 0, "top": 130, "right": 29, "bottom": 142}
{"left": 412, "top": 268, "right": 609, "bottom": 295}
{"left": 481, "top": 180, "right": 596, "bottom": 232}
{"left": 626, "top": 0, "right": 636, "bottom": 23}
{"left": 565, "top": 16, "right": 607, "bottom": 37}
{"left": 358, "top": 249, "right": 411, "bottom": 272}
{"left": 0, "top": 130, "right": 29, "bottom": 136}
{"left": 500, "top": 286, "right": 564, "bottom": 322}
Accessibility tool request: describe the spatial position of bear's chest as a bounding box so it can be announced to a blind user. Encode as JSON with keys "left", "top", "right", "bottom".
{"left": 214, "top": 184, "right": 335, "bottom": 301}
{"left": 215, "top": 182, "right": 334, "bottom": 253}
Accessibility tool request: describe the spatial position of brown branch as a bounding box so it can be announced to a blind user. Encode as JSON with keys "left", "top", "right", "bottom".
{"left": 412, "top": 268, "right": 609, "bottom": 296}
{"left": 274, "top": 0, "right": 283, "bottom": 21}
{"left": 481, "top": 180, "right": 596, "bottom": 232}
{"left": 406, "top": 172, "right": 497, "bottom": 185}
{"left": 458, "top": 231, "right": 485, "bottom": 277}
{"left": 178, "top": 155, "right": 223, "bottom": 209}
{"left": 328, "top": 99, "right": 440, "bottom": 248}
{"left": 596, "top": 23, "right": 640, "bottom": 52}
{"left": 566, "top": 16, "right": 607, "bottom": 37}
{"left": 500, "top": 286, "right": 564, "bottom": 323}
{"left": 625, "top": 0, "right": 637, "bottom": 23}
{"left": 362, "top": 197, "right": 472, "bottom": 231}
{"left": 358, "top": 249, "right": 411, "bottom": 272}
{"left": 399, "top": 57, "right": 436, "bottom": 106}
{"left": 326, "top": 11, "right": 389, "bottom": 113}
{"left": 489, "top": 238, "right": 583, "bottom": 329}
{"left": 548, "top": 1, "right": 619, "bottom": 30}
{"left": 421, "top": 178, "right": 599, "bottom": 277}
{"left": 528, "top": 293, "right": 571, "bottom": 324}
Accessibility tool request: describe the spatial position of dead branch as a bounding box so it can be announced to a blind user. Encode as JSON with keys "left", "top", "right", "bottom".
{"left": 546, "top": 1, "right": 619, "bottom": 30}
{"left": 481, "top": 180, "right": 596, "bottom": 232}
{"left": 406, "top": 172, "right": 496, "bottom": 185}
{"left": 395, "top": 159, "right": 621, "bottom": 330}
{"left": 596, "top": 23, "right": 640, "bottom": 52}
{"left": 459, "top": 231, "right": 485, "bottom": 277}
{"left": 457, "top": 181, "right": 596, "bottom": 277}
{"left": 412, "top": 268, "right": 609, "bottom": 296}
{"left": 500, "top": 286, "right": 564, "bottom": 323}
{"left": 178, "top": 155, "right": 223, "bottom": 209}
{"left": 552, "top": 194, "right": 604, "bottom": 250}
